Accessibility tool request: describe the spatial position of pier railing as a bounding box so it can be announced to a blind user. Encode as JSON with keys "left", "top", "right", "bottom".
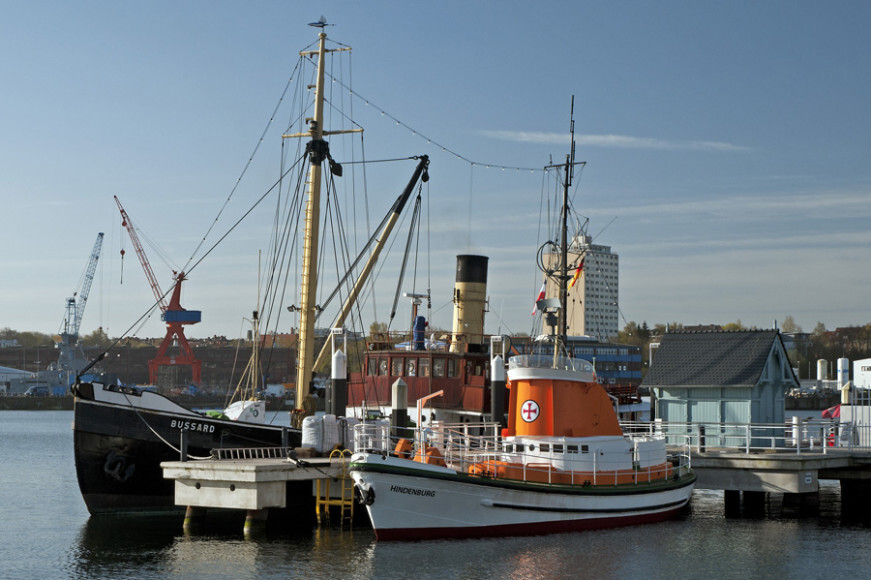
{"left": 211, "top": 447, "right": 298, "bottom": 460}
{"left": 352, "top": 421, "right": 693, "bottom": 486}
{"left": 620, "top": 419, "right": 871, "bottom": 455}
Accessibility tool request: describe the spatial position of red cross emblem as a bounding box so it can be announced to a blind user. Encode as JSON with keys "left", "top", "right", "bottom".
{"left": 521, "top": 400, "right": 540, "bottom": 423}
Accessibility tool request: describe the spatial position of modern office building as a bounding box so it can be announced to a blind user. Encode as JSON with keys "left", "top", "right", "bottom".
{"left": 542, "top": 234, "right": 619, "bottom": 341}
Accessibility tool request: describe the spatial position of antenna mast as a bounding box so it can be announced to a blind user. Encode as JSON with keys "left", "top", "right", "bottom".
{"left": 543, "top": 96, "right": 582, "bottom": 358}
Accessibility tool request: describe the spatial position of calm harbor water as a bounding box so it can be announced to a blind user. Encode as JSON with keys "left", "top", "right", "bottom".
{"left": 2, "top": 410, "right": 871, "bottom": 579}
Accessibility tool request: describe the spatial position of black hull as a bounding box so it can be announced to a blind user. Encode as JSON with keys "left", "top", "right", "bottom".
{"left": 73, "top": 389, "right": 300, "bottom": 515}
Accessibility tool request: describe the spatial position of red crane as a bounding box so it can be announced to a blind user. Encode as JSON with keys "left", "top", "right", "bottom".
{"left": 115, "top": 195, "right": 202, "bottom": 386}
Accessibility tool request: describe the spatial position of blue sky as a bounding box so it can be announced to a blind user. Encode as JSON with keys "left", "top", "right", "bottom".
{"left": 2, "top": 1, "right": 870, "bottom": 342}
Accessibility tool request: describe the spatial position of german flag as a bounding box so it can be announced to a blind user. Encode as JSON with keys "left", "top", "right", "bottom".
{"left": 568, "top": 258, "right": 585, "bottom": 289}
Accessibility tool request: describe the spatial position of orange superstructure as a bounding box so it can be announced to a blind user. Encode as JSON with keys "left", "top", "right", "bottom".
{"left": 458, "top": 354, "right": 679, "bottom": 487}
{"left": 506, "top": 367, "right": 622, "bottom": 438}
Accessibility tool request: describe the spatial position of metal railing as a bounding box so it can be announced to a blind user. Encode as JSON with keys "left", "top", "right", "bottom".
{"left": 211, "top": 447, "right": 297, "bottom": 460}
{"left": 619, "top": 418, "right": 871, "bottom": 455}
{"left": 352, "top": 421, "right": 693, "bottom": 487}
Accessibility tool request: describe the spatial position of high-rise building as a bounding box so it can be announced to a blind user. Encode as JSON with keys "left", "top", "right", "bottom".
{"left": 542, "top": 235, "right": 619, "bottom": 341}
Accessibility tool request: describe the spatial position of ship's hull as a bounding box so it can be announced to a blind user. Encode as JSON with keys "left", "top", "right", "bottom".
{"left": 72, "top": 382, "right": 299, "bottom": 515}
{"left": 350, "top": 454, "right": 696, "bottom": 541}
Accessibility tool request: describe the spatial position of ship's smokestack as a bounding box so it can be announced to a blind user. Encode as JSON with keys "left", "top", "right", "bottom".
{"left": 450, "top": 255, "right": 488, "bottom": 353}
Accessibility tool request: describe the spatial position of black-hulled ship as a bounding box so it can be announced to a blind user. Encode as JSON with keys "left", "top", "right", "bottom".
{"left": 72, "top": 382, "right": 291, "bottom": 514}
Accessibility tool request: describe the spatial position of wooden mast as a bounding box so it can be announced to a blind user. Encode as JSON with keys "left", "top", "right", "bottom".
{"left": 285, "top": 23, "right": 422, "bottom": 411}
{"left": 295, "top": 30, "right": 327, "bottom": 410}
{"left": 283, "top": 27, "right": 357, "bottom": 412}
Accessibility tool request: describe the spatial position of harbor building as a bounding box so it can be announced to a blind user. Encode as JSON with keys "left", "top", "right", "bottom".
{"left": 643, "top": 330, "right": 799, "bottom": 431}
{"left": 542, "top": 234, "right": 619, "bottom": 342}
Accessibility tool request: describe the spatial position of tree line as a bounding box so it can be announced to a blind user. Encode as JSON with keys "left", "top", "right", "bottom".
{"left": 6, "top": 316, "right": 871, "bottom": 381}
{"left": 1, "top": 327, "right": 114, "bottom": 349}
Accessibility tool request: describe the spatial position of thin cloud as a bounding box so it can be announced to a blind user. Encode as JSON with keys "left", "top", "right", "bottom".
{"left": 622, "top": 230, "right": 871, "bottom": 256}
{"left": 479, "top": 130, "right": 750, "bottom": 152}
{"left": 594, "top": 190, "right": 871, "bottom": 220}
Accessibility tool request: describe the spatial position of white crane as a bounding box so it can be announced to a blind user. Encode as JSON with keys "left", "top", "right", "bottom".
{"left": 56, "top": 232, "right": 104, "bottom": 372}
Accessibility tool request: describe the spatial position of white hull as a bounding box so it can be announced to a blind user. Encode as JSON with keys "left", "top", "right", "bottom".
{"left": 350, "top": 453, "right": 695, "bottom": 540}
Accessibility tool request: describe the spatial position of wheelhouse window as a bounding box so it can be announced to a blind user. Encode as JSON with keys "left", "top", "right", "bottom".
{"left": 419, "top": 358, "right": 430, "bottom": 377}
{"left": 433, "top": 358, "right": 446, "bottom": 378}
{"left": 448, "top": 358, "right": 459, "bottom": 378}
{"left": 367, "top": 358, "right": 378, "bottom": 376}
{"left": 391, "top": 358, "right": 404, "bottom": 376}
{"left": 379, "top": 359, "right": 389, "bottom": 376}
{"left": 406, "top": 358, "right": 417, "bottom": 377}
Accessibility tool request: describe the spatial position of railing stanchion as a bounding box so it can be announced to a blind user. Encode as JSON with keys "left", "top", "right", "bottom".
{"left": 745, "top": 424, "right": 750, "bottom": 454}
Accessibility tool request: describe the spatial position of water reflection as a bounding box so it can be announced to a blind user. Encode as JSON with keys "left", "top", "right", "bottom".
{"left": 68, "top": 516, "right": 181, "bottom": 578}
{"left": 53, "top": 483, "right": 871, "bottom": 580}
{"left": 167, "top": 536, "right": 262, "bottom": 578}
{"left": 13, "top": 411, "right": 871, "bottom": 579}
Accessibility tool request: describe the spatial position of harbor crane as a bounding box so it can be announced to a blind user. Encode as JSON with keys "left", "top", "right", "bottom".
{"left": 56, "top": 232, "right": 104, "bottom": 372}
{"left": 115, "top": 195, "right": 202, "bottom": 386}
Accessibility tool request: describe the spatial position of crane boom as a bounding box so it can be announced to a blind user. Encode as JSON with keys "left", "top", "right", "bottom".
{"left": 72, "top": 232, "right": 104, "bottom": 336}
{"left": 114, "top": 194, "right": 202, "bottom": 386}
{"left": 114, "top": 195, "right": 168, "bottom": 312}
